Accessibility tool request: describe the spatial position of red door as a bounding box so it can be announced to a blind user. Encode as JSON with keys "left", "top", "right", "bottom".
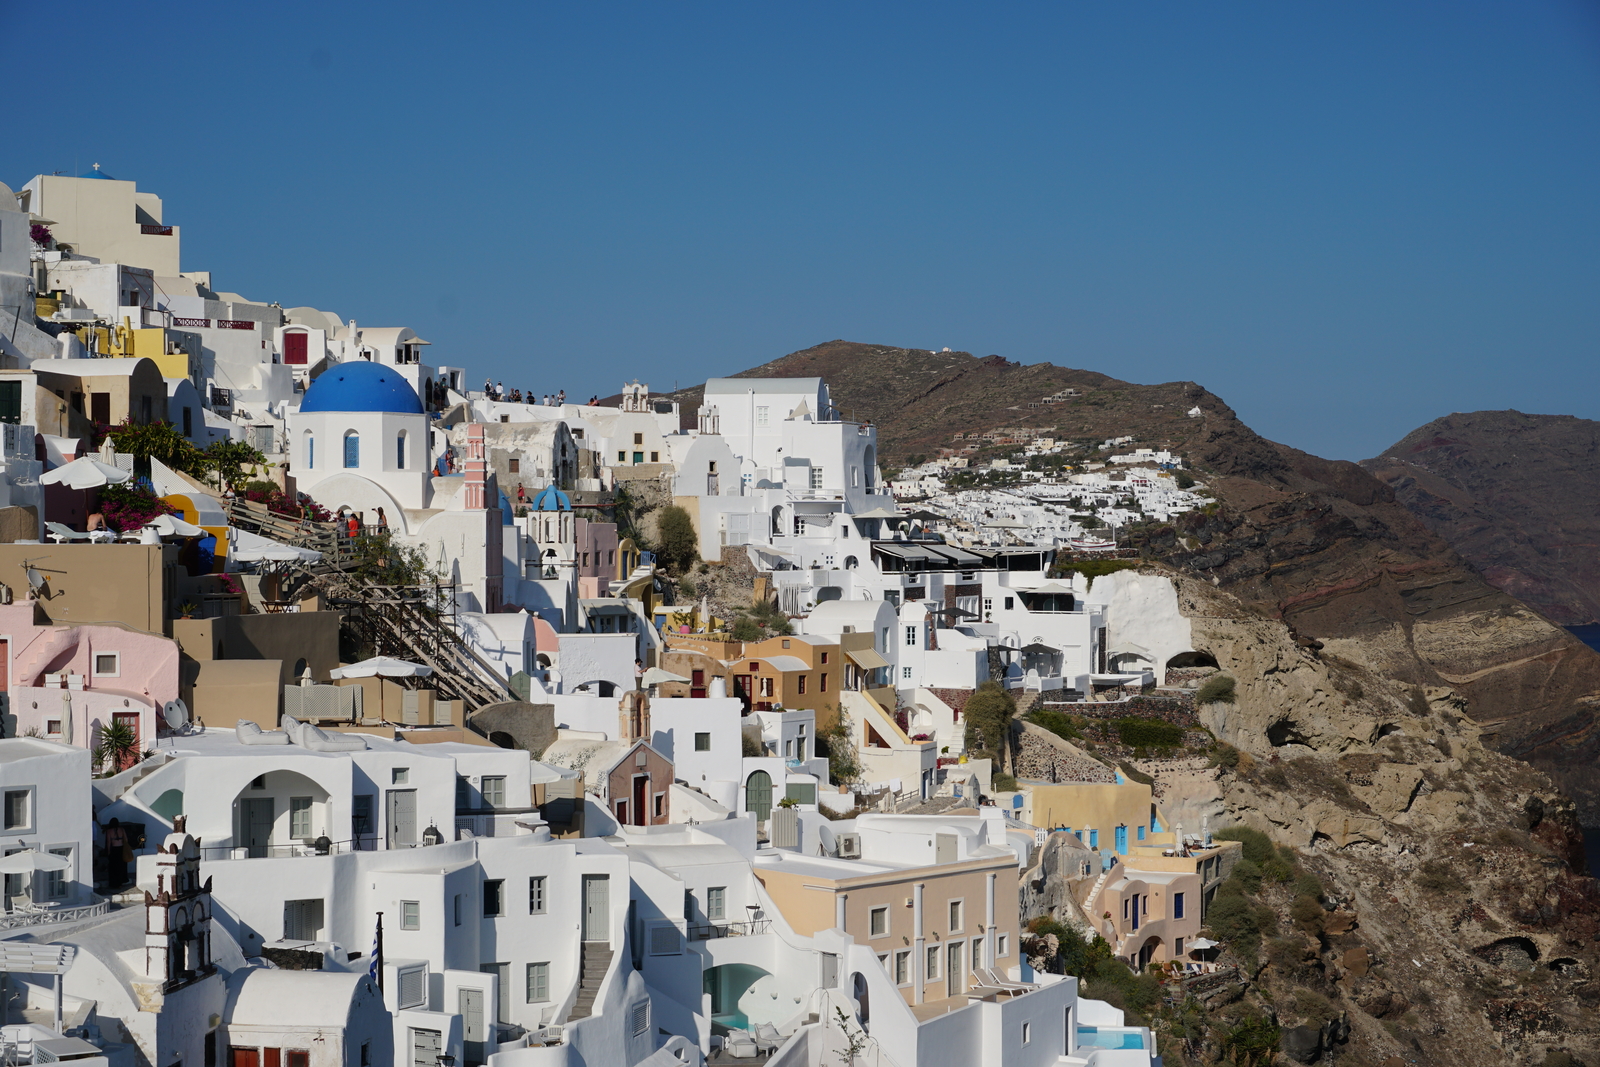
{"left": 232, "top": 1051, "right": 260, "bottom": 1067}
{"left": 283, "top": 332, "right": 308, "bottom": 364}
{"left": 632, "top": 776, "right": 648, "bottom": 826}
{"left": 113, "top": 712, "right": 141, "bottom": 770}
{"left": 734, "top": 676, "right": 752, "bottom": 711}
{"left": 690, "top": 669, "right": 706, "bottom": 699}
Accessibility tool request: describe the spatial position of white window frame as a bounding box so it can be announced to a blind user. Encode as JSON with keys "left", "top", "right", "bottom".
{"left": 400, "top": 900, "right": 420, "bottom": 930}
{"left": 529, "top": 876, "right": 547, "bottom": 914}
{"left": 869, "top": 905, "right": 889, "bottom": 939}
{"left": 1022, "top": 1022, "right": 1031, "bottom": 1046}
{"left": 707, "top": 886, "right": 727, "bottom": 921}
{"left": 755, "top": 406, "right": 769, "bottom": 427}
{"left": 2, "top": 788, "right": 32, "bottom": 833}
{"left": 289, "top": 796, "right": 313, "bottom": 838}
{"left": 997, "top": 933, "right": 1010, "bottom": 958}
{"left": 949, "top": 898, "right": 964, "bottom": 933}
{"left": 93, "top": 652, "right": 120, "bottom": 678}
{"left": 526, "top": 961, "right": 550, "bottom": 1003}
{"left": 480, "top": 776, "right": 506, "bottom": 809}
{"left": 894, "top": 949, "right": 911, "bottom": 985}
{"left": 925, "top": 945, "right": 940, "bottom": 981}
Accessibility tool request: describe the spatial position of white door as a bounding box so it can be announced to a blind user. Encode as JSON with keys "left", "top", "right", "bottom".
{"left": 410, "top": 1028, "right": 441, "bottom": 1067}
{"left": 946, "top": 940, "right": 962, "bottom": 998}
{"left": 460, "top": 988, "right": 486, "bottom": 1064}
{"left": 387, "top": 789, "right": 417, "bottom": 847}
{"left": 582, "top": 874, "right": 610, "bottom": 941}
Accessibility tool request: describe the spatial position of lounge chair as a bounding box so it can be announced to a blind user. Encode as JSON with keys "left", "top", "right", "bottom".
{"left": 302, "top": 724, "right": 367, "bottom": 751}
{"left": 236, "top": 719, "right": 290, "bottom": 746}
{"left": 44, "top": 523, "right": 90, "bottom": 543}
{"left": 753, "top": 1023, "right": 784, "bottom": 1053}
{"left": 723, "top": 1030, "right": 759, "bottom": 1059}
{"left": 979, "top": 965, "right": 1035, "bottom": 991}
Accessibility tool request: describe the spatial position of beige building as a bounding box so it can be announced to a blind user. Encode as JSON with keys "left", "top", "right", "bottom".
{"left": 754, "top": 812, "right": 1022, "bottom": 1011}
{"left": 19, "top": 172, "right": 182, "bottom": 276}
{"left": 1015, "top": 777, "right": 1174, "bottom": 856}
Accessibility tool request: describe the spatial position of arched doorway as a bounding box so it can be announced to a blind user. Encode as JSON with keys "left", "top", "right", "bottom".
{"left": 851, "top": 971, "right": 870, "bottom": 1028}
{"left": 745, "top": 770, "right": 773, "bottom": 822}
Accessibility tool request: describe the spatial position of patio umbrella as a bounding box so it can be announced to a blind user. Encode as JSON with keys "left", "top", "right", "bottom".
{"left": 146, "top": 513, "right": 205, "bottom": 537}
{"left": 0, "top": 850, "right": 70, "bottom": 874}
{"left": 1188, "top": 938, "right": 1221, "bottom": 953}
{"left": 228, "top": 527, "right": 322, "bottom": 563}
{"left": 640, "top": 667, "right": 690, "bottom": 688}
{"left": 329, "top": 656, "right": 433, "bottom": 679}
{"left": 39, "top": 457, "right": 131, "bottom": 490}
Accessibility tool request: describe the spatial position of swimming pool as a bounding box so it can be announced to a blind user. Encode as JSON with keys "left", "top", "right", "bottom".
{"left": 1077, "top": 1027, "right": 1146, "bottom": 1050}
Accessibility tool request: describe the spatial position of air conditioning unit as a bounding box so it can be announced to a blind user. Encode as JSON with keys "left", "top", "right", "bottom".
{"left": 837, "top": 833, "right": 861, "bottom": 859}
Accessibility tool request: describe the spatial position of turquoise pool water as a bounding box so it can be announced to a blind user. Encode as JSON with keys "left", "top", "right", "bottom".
{"left": 1077, "top": 1027, "right": 1146, "bottom": 1050}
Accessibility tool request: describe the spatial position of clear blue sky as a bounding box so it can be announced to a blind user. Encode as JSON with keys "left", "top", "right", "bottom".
{"left": 8, "top": 1, "right": 1599, "bottom": 459}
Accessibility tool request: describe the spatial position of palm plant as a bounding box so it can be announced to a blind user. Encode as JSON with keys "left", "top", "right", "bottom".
{"left": 95, "top": 720, "right": 140, "bottom": 775}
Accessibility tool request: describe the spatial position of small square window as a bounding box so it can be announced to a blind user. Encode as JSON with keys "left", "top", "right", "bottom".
{"left": 392, "top": 768, "right": 409, "bottom": 785}
{"left": 481, "top": 776, "right": 506, "bottom": 808}
{"left": 484, "top": 880, "right": 504, "bottom": 917}
{"left": 1004, "top": 596, "right": 1014, "bottom": 610}
{"left": 869, "top": 905, "right": 889, "bottom": 938}
{"left": 3, "top": 790, "right": 29, "bottom": 831}
{"left": 820, "top": 652, "right": 828, "bottom": 664}
{"left": 400, "top": 901, "right": 420, "bottom": 930}
{"left": 93, "top": 653, "right": 119, "bottom": 677}
{"left": 633, "top": 433, "right": 644, "bottom": 446}
{"left": 45, "top": 720, "right": 60, "bottom": 736}
{"left": 1021, "top": 1022, "right": 1031, "bottom": 1046}
{"left": 509, "top": 458, "right": 520, "bottom": 473}
{"left": 998, "top": 933, "right": 1010, "bottom": 957}
{"left": 694, "top": 732, "right": 711, "bottom": 752}
{"left": 650, "top": 451, "right": 659, "bottom": 463}
{"left": 902, "top": 666, "right": 912, "bottom": 680}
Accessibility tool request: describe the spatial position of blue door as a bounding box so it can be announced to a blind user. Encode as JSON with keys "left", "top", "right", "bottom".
{"left": 1089, "top": 829, "right": 1099, "bottom": 849}
{"left": 1115, "top": 826, "right": 1128, "bottom": 854}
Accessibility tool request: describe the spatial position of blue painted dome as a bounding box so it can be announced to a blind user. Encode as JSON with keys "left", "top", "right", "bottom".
{"left": 533, "top": 484, "right": 571, "bottom": 511}
{"left": 301, "top": 360, "right": 424, "bottom": 414}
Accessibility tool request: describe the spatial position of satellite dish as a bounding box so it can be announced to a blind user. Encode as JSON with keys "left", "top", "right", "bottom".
{"left": 818, "top": 824, "right": 838, "bottom": 856}
{"left": 25, "top": 569, "right": 43, "bottom": 593}
{"left": 163, "top": 699, "right": 189, "bottom": 730}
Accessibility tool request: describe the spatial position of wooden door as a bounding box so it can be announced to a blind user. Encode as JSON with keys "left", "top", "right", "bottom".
{"left": 90, "top": 393, "right": 111, "bottom": 426}
{"left": 263, "top": 1049, "right": 280, "bottom": 1067}
{"left": 582, "top": 874, "right": 609, "bottom": 941}
{"left": 459, "top": 987, "right": 486, "bottom": 1064}
{"left": 632, "top": 776, "right": 647, "bottom": 826}
{"left": 241, "top": 798, "right": 273, "bottom": 858}
{"left": 410, "top": 1028, "right": 441, "bottom": 1067}
{"left": 690, "top": 669, "right": 706, "bottom": 699}
{"left": 947, "top": 940, "right": 963, "bottom": 997}
{"left": 283, "top": 332, "right": 309, "bottom": 365}
{"left": 230, "top": 1049, "right": 260, "bottom": 1067}
{"left": 734, "top": 675, "right": 752, "bottom": 710}
{"left": 387, "top": 789, "right": 417, "bottom": 847}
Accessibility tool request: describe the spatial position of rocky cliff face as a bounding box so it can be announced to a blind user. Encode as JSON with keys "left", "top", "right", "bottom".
{"left": 1361, "top": 410, "right": 1600, "bottom": 627}
{"left": 1147, "top": 575, "right": 1600, "bottom": 1064}
{"left": 667, "top": 341, "right": 1600, "bottom": 823}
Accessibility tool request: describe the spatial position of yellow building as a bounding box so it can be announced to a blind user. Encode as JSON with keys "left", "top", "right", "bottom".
{"left": 1015, "top": 777, "right": 1174, "bottom": 856}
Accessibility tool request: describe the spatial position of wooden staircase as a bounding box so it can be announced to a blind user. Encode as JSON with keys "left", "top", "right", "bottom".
{"left": 567, "top": 942, "right": 613, "bottom": 1021}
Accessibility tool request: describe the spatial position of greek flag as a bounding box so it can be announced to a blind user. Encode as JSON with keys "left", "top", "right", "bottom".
{"left": 369, "top": 915, "right": 381, "bottom": 981}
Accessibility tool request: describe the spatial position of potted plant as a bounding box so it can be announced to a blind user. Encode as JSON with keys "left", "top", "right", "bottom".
{"left": 178, "top": 601, "right": 199, "bottom": 619}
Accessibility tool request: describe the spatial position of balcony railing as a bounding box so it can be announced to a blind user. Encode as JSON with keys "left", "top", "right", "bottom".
{"left": 200, "top": 837, "right": 379, "bottom": 860}
{"left": 0, "top": 899, "right": 108, "bottom": 930}
{"left": 688, "top": 919, "right": 771, "bottom": 941}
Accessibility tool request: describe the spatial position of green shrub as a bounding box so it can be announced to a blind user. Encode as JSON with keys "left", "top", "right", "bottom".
{"left": 1214, "top": 826, "right": 1276, "bottom": 864}
{"left": 731, "top": 618, "right": 761, "bottom": 641}
{"left": 1114, "top": 718, "right": 1185, "bottom": 748}
{"left": 991, "top": 772, "right": 1018, "bottom": 792}
{"left": 1196, "top": 674, "right": 1237, "bottom": 704}
{"left": 1295, "top": 871, "right": 1324, "bottom": 899}
{"left": 1414, "top": 859, "right": 1458, "bottom": 896}
{"left": 1206, "top": 893, "right": 1263, "bottom": 953}
{"left": 1290, "top": 894, "right": 1325, "bottom": 934}
{"left": 1262, "top": 854, "right": 1295, "bottom": 883}
{"left": 1229, "top": 861, "right": 1264, "bottom": 895}
{"left": 963, "top": 681, "right": 1016, "bottom": 757}
{"left": 1211, "top": 743, "right": 1241, "bottom": 769}
{"left": 1026, "top": 709, "right": 1081, "bottom": 741}
{"left": 1293, "top": 988, "right": 1337, "bottom": 1026}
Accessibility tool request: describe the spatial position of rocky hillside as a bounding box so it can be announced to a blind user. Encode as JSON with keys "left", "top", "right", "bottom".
{"left": 1361, "top": 411, "right": 1600, "bottom": 627}
{"left": 664, "top": 342, "right": 1600, "bottom": 824}
{"left": 1108, "top": 574, "right": 1600, "bottom": 1065}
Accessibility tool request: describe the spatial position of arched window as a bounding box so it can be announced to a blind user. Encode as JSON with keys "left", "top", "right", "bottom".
{"left": 771, "top": 506, "right": 784, "bottom": 538}
{"left": 304, "top": 432, "right": 315, "bottom": 469}
{"left": 396, "top": 431, "right": 407, "bottom": 469}
{"left": 343, "top": 431, "right": 360, "bottom": 468}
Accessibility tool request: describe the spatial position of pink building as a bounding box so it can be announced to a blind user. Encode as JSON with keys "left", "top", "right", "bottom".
{"left": 0, "top": 603, "right": 179, "bottom": 762}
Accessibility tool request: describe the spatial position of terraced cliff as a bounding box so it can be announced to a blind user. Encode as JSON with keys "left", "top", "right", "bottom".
{"left": 665, "top": 342, "right": 1600, "bottom": 823}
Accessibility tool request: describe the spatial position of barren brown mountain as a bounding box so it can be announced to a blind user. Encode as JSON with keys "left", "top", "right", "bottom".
{"left": 660, "top": 341, "right": 1600, "bottom": 823}
{"left": 1362, "top": 410, "right": 1600, "bottom": 627}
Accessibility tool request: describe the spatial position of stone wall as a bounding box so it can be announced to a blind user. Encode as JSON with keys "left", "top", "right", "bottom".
{"left": 1013, "top": 724, "right": 1116, "bottom": 784}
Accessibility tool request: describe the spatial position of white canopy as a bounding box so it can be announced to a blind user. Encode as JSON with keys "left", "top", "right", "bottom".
{"left": 229, "top": 527, "right": 322, "bottom": 563}
{"left": 0, "top": 849, "right": 70, "bottom": 874}
{"left": 39, "top": 457, "right": 131, "bottom": 490}
{"left": 329, "top": 656, "right": 433, "bottom": 679}
{"left": 641, "top": 667, "right": 690, "bottom": 687}
{"left": 146, "top": 513, "right": 206, "bottom": 537}
{"left": 1187, "top": 937, "right": 1221, "bottom": 950}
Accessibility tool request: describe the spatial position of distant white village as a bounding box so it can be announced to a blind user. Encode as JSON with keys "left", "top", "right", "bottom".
{"left": 0, "top": 170, "right": 1245, "bottom": 1067}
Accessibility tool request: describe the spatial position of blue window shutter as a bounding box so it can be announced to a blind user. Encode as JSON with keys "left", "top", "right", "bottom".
{"left": 344, "top": 434, "right": 359, "bottom": 468}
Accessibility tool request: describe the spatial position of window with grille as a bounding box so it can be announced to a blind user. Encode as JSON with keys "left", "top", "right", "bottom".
{"left": 397, "top": 965, "right": 426, "bottom": 1008}
{"left": 809, "top": 467, "right": 823, "bottom": 489}
{"left": 343, "top": 432, "right": 359, "bottom": 468}
{"left": 528, "top": 876, "right": 546, "bottom": 914}
{"left": 631, "top": 1001, "right": 650, "bottom": 1037}
{"left": 869, "top": 906, "right": 888, "bottom": 938}
{"left": 481, "top": 776, "right": 505, "bottom": 808}
{"left": 526, "top": 962, "right": 550, "bottom": 1002}
{"left": 894, "top": 950, "right": 910, "bottom": 984}
{"left": 649, "top": 923, "right": 681, "bottom": 955}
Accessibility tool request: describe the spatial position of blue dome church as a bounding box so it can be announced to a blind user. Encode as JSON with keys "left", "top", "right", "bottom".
{"left": 288, "top": 359, "right": 434, "bottom": 515}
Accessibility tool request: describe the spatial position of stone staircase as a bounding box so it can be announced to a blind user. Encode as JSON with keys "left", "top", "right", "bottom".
{"left": 567, "top": 942, "right": 613, "bottom": 1021}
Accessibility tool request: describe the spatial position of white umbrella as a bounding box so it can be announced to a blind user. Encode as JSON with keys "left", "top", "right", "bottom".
{"left": 39, "top": 457, "right": 131, "bottom": 490}
{"left": 0, "top": 849, "right": 70, "bottom": 874}
{"left": 641, "top": 667, "right": 690, "bottom": 687}
{"left": 146, "top": 513, "right": 205, "bottom": 537}
{"left": 1188, "top": 937, "right": 1220, "bottom": 951}
{"left": 329, "top": 656, "right": 433, "bottom": 679}
{"left": 228, "top": 527, "right": 322, "bottom": 563}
